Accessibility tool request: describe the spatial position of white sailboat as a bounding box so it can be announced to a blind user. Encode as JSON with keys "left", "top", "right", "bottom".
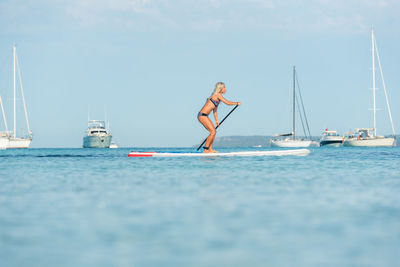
{"left": 343, "top": 29, "right": 396, "bottom": 147}
{"left": 270, "top": 66, "right": 312, "bottom": 147}
{"left": 5, "top": 45, "right": 32, "bottom": 148}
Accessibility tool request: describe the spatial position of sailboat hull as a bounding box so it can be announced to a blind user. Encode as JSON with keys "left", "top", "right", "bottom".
{"left": 0, "top": 137, "right": 9, "bottom": 149}
{"left": 270, "top": 139, "right": 312, "bottom": 148}
{"left": 343, "top": 137, "right": 394, "bottom": 147}
{"left": 7, "top": 138, "right": 32, "bottom": 148}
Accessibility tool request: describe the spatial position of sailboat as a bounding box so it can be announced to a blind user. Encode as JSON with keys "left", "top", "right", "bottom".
{"left": 343, "top": 29, "right": 396, "bottom": 147}
{"left": 270, "top": 66, "right": 312, "bottom": 147}
{"left": 3, "top": 45, "right": 32, "bottom": 148}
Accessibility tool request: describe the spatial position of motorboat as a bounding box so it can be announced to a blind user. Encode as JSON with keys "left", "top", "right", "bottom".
{"left": 319, "top": 129, "right": 342, "bottom": 147}
{"left": 83, "top": 120, "right": 112, "bottom": 148}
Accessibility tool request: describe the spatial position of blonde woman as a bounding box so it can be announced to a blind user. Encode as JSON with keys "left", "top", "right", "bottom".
{"left": 197, "top": 82, "right": 241, "bottom": 153}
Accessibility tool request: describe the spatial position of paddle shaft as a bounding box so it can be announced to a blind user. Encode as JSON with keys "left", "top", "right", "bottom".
{"left": 197, "top": 104, "right": 239, "bottom": 151}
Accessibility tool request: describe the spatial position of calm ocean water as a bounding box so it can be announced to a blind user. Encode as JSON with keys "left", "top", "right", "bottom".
{"left": 1, "top": 147, "right": 400, "bottom": 267}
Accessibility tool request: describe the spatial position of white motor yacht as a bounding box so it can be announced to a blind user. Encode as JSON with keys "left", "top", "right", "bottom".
{"left": 319, "top": 129, "right": 342, "bottom": 147}
{"left": 83, "top": 120, "right": 112, "bottom": 148}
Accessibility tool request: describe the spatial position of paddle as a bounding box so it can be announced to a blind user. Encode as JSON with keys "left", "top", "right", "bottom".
{"left": 197, "top": 104, "right": 239, "bottom": 151}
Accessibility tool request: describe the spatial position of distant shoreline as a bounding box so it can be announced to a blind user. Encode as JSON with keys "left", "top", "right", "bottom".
{"left": 213, "top": 135, "right": 317, "bottom": 148}
{"left": 21, "top": 135, "right": 399, "bottom": 148}
{"left": 213, "top": 135, "right": 399, "bottom": 148}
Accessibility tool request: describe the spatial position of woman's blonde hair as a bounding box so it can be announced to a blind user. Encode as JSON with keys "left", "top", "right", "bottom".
{"left": 209, "top": 82, "right": 225, "bottom": 98}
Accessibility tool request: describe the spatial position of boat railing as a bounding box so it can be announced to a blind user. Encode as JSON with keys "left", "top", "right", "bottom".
{"left": 87, "top": 120, "right": 106, "bottom": 129}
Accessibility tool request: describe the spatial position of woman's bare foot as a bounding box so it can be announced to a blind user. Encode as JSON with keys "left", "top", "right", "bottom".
{"left": 203, "top": 148, "right": 213, "bottom": 153}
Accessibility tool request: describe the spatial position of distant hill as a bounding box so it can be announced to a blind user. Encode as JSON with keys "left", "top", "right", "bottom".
{"left": 213, "top": 135, "right": 271, "bottom": 148}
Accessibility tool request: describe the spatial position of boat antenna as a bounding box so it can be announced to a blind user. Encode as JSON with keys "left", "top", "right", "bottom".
{"left": 104, "top": 105, "right": 109, "bottom": 130}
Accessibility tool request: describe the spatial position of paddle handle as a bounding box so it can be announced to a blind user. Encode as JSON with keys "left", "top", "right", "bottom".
{"left": 197, "top": 104, "right": 239, "bottom": 151}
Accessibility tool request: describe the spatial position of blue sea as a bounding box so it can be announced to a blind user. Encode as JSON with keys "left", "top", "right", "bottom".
{"left": 1, "top": 147, "right": 400, "bottom": 267}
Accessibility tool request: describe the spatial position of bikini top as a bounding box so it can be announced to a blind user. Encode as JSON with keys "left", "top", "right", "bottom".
{"left": 209, "top": 98, "right": 220, "bottom": 107}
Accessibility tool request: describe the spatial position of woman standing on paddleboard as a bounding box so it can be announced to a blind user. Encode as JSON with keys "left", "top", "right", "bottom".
{"left": 198, "top": 82, "right": 241, "bottom": 153}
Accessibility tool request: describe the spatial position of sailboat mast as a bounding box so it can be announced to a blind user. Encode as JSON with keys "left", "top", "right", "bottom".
{"left": 13, "top": 45, "right": 16, "bottom": 139}
{"left": 371, "top": 29, "right": 377, "bottom": 137}
{"left": 292, "top": 66, "right": 296, "bottom": 140}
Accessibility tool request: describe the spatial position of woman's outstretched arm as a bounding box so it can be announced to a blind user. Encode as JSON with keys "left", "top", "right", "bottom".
{"left": 218, "top": 94, "right": 241, "bottom": 105}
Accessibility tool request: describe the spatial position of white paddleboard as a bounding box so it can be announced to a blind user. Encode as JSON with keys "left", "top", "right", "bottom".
{"left": 128, "top": 149, "right": 310, "bottom": 157}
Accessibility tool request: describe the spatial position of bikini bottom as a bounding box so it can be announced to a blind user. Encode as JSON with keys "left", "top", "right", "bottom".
{"left": 197, "top": 112, "right": 208, "bottom": 119}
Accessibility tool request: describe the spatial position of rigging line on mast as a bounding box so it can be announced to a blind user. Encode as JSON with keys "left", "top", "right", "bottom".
{"left": 0, "top": 95, "right": 9, "bottom": 133}
{"left": 16, "top": 51, "right": 31, "bottom": 134}
{"left": 295, "top": 72, "right": 312, "bottom": 138}
{"left": 373, "top": 35, "right": 396, "bottom": 137}
{"left": 295, "top": 92, "right": 308, "bottom": 138}
{"left": 293, "top": 66, "right": 307, "bottom": 139}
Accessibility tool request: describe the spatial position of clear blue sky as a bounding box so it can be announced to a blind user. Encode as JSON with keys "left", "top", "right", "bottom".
{"left": 0, "top": 0, "right": 399, "bottom": 147}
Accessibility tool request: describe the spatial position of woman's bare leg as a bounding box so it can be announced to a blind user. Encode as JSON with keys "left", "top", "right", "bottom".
{"left": 208, "top": 133, "right": 217, "bottom": 152}
{"left": 198, "top": 116, "right": 216, "bottom": 153}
